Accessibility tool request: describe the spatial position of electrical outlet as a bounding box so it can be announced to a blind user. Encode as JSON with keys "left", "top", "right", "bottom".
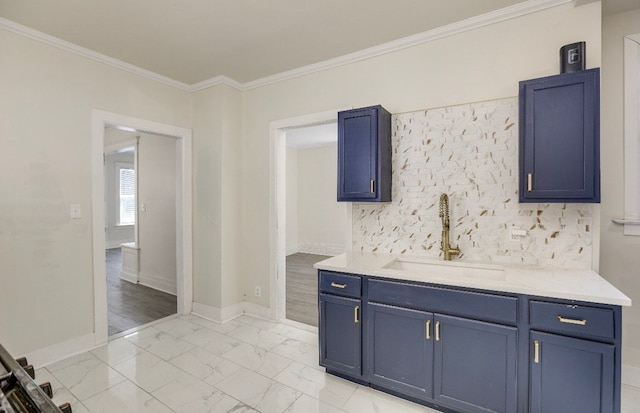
{"left": 507, "top": 228, "right": 528, "bottom": 243}
{"left": 254, "top": 286, "right": 261, "bottom": 297}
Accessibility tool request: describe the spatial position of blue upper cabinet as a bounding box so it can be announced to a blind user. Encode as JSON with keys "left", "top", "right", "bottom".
{"left": 519, "top": 68, "right": 600, "bottom": 203}
{"left": 338, "top": 105, "right": 392, "bottom": 202}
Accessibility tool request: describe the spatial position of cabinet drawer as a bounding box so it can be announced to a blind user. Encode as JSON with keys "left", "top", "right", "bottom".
{"left": 319, "top": 271, "right": 362, "bottom": 298}
{"left": 368, "top": 278, "right": 518, "bottom": 325}
{"left": 529, "top": 300, "right": 614, "bottom": 340}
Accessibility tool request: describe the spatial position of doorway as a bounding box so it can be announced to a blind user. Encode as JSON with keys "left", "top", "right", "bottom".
{"left": 270, "top": 109, "right": 352, "bottom": 326}
{"left": 91, "top": 110, "right": 192, "bottom": 345}
{"left": 103, "top": 128, "right": 179, "bottom": 336}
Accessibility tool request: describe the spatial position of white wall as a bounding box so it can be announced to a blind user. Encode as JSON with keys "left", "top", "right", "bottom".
{"left": 138, "top": 133, "right": 177, "bottom": 295}
{"left": 0, "top": 28, "right": 191, "bottom": 356}
{"left": 104, "top": 151, "right": 135, "bottom": 248}
{"left": 191, "top": 84, "right": 244, "bottom": 316}
{"left": 286, "top": 146, "right": 298, "bottom": 255}
{"left": 242, "top": 3, "right": 602, "bottom": 308}
{"left": 295, "top": 144, "right": 346, "bottom": 256}
{"left": 601, "top": 6, "right": 640, "bottom": 372}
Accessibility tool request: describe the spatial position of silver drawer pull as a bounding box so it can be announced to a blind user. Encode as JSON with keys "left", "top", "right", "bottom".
{"left": 330, "top": 282, "right": 347, "bottom": 289}
{"left": 557, "top": 316, "right": 587, "bottom": 326}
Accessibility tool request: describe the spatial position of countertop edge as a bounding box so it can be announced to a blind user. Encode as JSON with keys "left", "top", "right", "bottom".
{"left": 314, "top": 255, "right": 632, "bottom": 307}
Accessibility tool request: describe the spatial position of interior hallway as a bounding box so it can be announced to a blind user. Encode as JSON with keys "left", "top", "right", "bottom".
{"left": 107, "top": 248, "right": 177, "bottom": 336}
{"left": 285, "top": 253, "right": 329, "bottom": 327}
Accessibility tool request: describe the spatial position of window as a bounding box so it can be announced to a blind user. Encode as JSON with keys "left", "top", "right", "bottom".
{"left": 118, "top": 166, "right": 136, "bottom": 226}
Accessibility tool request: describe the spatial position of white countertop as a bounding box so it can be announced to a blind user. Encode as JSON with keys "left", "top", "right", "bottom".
{"left": 314, "top": 252, "right": 631, "bottom": 306}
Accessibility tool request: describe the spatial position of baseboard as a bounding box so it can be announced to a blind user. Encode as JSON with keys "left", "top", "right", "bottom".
{"left": 297, "top": 242, "right": 345, "bottom": 256}
{"left": 192, "top": 301, "right": 275, "bottom": 323}
{"left": 119, "top": 269, "right": 138, "bottom": 284}
{"left": 192, "top": 302, "right": 243, "bottom": 323}
{"left": 623, "top": 364, "right": 640, "bottom": 388}
{"left": 243, "top": 301, "right": 276, "bottom": 321}
{"left": 138, "top": 271, "right": 177, "bottom": 296}
{"left": 25, "top": 333, "right": 96, "bottom": 368}
{"left": 286, "top": 244, "right": 298, "bottom": 256}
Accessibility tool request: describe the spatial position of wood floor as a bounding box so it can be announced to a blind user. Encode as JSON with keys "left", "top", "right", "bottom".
{"left": 106, "top": 248, "right": 177, "bottom": 336}
{"left": 286, "top": 252, "right": 329, "bottom": 327}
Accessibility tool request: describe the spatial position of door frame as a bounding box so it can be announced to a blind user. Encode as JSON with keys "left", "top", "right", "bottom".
{"left": 91, "top": 109, "right": 193, "bottom": 345}
{"left": 269, "top": 108, "right": 352, "bottom": 322}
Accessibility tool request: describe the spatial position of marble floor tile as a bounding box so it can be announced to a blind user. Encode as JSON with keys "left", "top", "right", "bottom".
{"left": 342, "top": 386, "right": 440, "bottom": 413}
{"left": 182, "top": 327, "right": 242, "bottom": 355}
{"left": 125, "top": 328, "right": 195, "bottom": 360}
{"left": 271, "top": 338, "right": 321, "bottom": 367}
{"left": 222, "top": 343, "right": 293, "bottom": 378}
{"left": 35, "top": 368, "right": 90, "bottom": 413}
{"left": 268, "top": 324, "right": 318, "bottom": 346}
{"left": 33, "top": 314, "right": 640, "bottom": 413}
{"left": 285, "top": 330, "right": 318, "bottom": 346}
{"left": 48, "top": 354, "right": 126, "bottom": 401}
{"left": 150, "top": 373, "right": 217, "bottom": 412}
{"left": 236, "top": 315, "right": 278, "bottom": 330}
{"left": 227, "top": 324, "right": 288, "bottom": 350}
{"left": 181, "top": 314, "right": 242, "bottom": 334}
{"left": 273, "top": 362, "right": 358, "bottom": 408}
{"left": 622, "top": 384, "right": 640, "bottom": 413}
{"left": 284, "top": 394, "right": 347, "bottom": 413}
{"left": 46, "top": 352, "right": 96, "bottom": 372}
{"left": 82, "top": 380, "right": 172, "bottom": 413}
{"left": 169, "top": 347, "right": 242, "bottom": 386}
{"left": 155, "top": 384, "right": 257, "bottom": 413}
{"left": 215, "top": 367, "right": 301, "bottom": 413}
{"left": 113, "top": 350, "right": 188, "bottom": 393}
{"left": 154, "top": 317, "right": 203, "bottom": 337}
{"left": 91, "top": 337, "right": 144, "bottom": 366}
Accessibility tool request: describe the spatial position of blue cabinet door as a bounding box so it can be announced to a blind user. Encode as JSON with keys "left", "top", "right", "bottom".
{"left": 337, "top": 105, "right": 391, "bottom": 202}
{"left": 530, "top": 331, "right": 615, "bottom": 413}
{"left": 433, "top": 314, "right": 518, "bottom": 413}
{"left": 319, "top": 293, "right": 362, "bottom": 377}
{"left": 367, "top": 303, "right": 434, "bottom": 400}
{"left": 519, "top": 68, "right": 600, "bottom": 202}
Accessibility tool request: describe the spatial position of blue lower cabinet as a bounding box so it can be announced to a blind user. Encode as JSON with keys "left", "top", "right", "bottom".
{"left": 530, "top": 331, "right": 615, "bottom": 413}
{"left": 318, "top": 272, "right": 622, "bottom": 413}
{"left": 433, "top": 314, "right": 518, "bottom": 413}
{"left": 367, "top": 303, "right": 434, "bottom": 400}
{"left": 319, "top": 293, "right": 362, "bottom": 377}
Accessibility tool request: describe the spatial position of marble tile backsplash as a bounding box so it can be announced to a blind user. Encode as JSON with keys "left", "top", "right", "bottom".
{"left": 352, "top": 98, "right": 593, "bottom": 268}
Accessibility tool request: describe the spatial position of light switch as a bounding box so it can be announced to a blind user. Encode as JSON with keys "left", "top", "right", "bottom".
{"left": 140, "top": 203, "right": 146, "bottom": 212}
{"left": 69, "top": 204, "right": 82, "bottom": 219}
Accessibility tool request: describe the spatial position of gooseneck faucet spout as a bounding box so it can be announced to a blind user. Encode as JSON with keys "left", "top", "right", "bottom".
{"left": 439, "top": 193, "right": 461, "bottom": 261}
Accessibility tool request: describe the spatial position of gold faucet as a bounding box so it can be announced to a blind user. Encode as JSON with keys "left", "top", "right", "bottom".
{"left": 439, "top": 193, "right": 461, "bottom": 261}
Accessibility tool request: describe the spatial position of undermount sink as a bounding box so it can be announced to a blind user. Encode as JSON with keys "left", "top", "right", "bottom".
{"left": 383, "top": 258, "right": 505, "bottom": 280}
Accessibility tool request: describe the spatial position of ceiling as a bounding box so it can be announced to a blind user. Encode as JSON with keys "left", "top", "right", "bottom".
{"left": 0, "top": 1, "right": 637, "bottom": 86}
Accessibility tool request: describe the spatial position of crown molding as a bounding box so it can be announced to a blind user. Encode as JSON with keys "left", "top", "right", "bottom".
{"left": 1, "top": 0, "right": 572, "bottom": 93}
{"left": 0, "top": 16, "right": 193, "bottom": 91}
{"left": 190, "top": 75, "right": 245, "bottom": 92}
{"left": 242, "top": 0, "right": 572, "bottom": 90}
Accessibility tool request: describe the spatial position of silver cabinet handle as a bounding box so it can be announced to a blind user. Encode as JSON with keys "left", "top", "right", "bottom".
{"left": 435, "top": 321, "right": 441, "bottom": 341}
{"left": 330, "top": 282, "right": 347, "bottom": 289}
{"left": 534, "top": 340, "right": 540, "bottom": 363}
{"left": 354, "top": 306, "right": 360, "bottom": 324}
{"left": 426, "top": 320, "right": 431, "bottom": 340}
